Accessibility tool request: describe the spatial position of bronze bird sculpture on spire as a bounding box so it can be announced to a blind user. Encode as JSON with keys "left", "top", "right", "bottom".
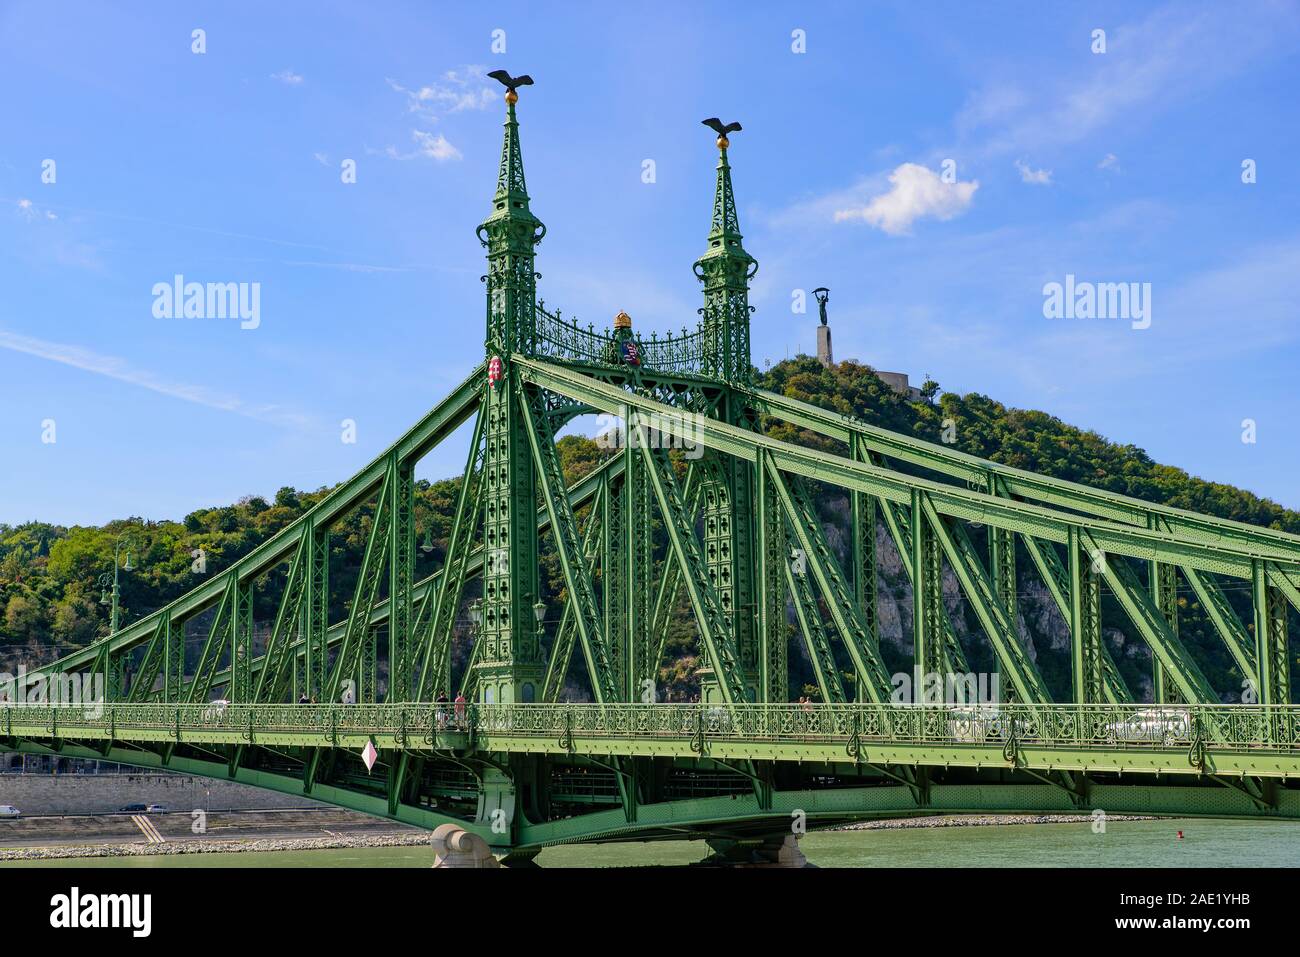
{"left": 702, "top": 117, "right": 742, "bottom": 149}
{"left": 487, "top": 69, "right": 534, "bottom": 103}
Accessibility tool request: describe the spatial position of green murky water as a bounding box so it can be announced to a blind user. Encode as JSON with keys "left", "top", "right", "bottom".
{"left": 4, "top": 818, "right": 1297, "bottom": 867}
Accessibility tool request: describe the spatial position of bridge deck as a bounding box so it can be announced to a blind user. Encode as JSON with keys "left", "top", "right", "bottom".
{"left": 5, "top": 703, "right": 1299, "bottom": 779}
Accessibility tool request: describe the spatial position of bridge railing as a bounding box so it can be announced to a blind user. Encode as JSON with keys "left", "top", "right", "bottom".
{"left": 3, "top": 702, "right": 1299, "bottom": 753}
{"left": 471, "top": 703, "right": 1300, "bottom": 752}
{"left": 530, "top": 304, "right": 707, "bottom": 376}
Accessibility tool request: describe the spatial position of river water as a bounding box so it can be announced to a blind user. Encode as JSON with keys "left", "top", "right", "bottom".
{"left": 6, "top": 818, "right": 1298, "bottom": 867}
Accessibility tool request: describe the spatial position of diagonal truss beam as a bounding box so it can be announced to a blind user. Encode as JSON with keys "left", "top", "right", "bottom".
{"left": 325, "top": 467, "right": 394, "bottom": 700}
{"left": 520, "top": 384, "right": 618, "bottom": 703}
{"left": 23, "top": 364, "right": 485, "bottom": 694}
{"left": 414, "top": 402, "right": 486, "bottom": 701}
{"left": 517, "top": 358, "right": 1281, "bottom": 580}
{"left": 765, "top": 458, "right": 892, "bottom": 703}
{"left": 638, "top": 426, "right": 746, "bottom": 705}
{"left": 750, "top": 386, "right": 1300, "bottom": 569}
{"left": 542, "top": 481, "right": 606, "bottom": 703}
{"left": 1089, "top": 532, "right": 1217, "bottom": 703}
{"left": 1021, "top": 534, "right": 1130, "bottom": 703}
{"left": 783, "top": 555, "right": 846, "bottom": 703}
{"left": 919, "top": 492, "right": 1051, "bottom": 704}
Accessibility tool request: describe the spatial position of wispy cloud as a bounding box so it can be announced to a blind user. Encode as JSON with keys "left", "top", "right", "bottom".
{"left": 15, "top": 198, "right": 57, "bottom": 222}
{"left": 0, "top": 328, "right": 314, "bottom": 430}
{"left": 1014, "top": 159, "right": 1052, "bottom": 185}
{"left": 954, "top": 2, "right": 1300, "bottom": 161}
{"left": 834, "top": 163, "right": 978, "bottom": 235}
{"left": 385, "top": 67, "right": 495, "bottom": 117}
{"left": 1098, "top": 153, "right": 1120, "bottom": 172}
{"left": 369, "top": 130, "right": 462, "bottom": 162}
{"left": 270, "top": 69, "right": 304, "bottom": 85}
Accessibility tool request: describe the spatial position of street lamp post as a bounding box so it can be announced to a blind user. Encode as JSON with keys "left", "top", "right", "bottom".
{"left": 98, "top": 536, "right": 139, "bottom": 635}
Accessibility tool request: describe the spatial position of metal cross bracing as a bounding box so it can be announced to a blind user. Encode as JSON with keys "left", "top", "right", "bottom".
{"left": 7, "top": 80, "right": 1300, "bottom": 854}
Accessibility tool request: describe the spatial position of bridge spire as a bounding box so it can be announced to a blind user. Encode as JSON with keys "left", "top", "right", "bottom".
{"left": 478, "top": 71, "right": 545, "bottom": 354}
{"left": 694, "top": 118, "right": 756, "bottom": 385}
{"left": 472, "top": 71, "right": 546, "bottom": 706}
{"left": 692, "top": 119, "right": 763, "bottom": 706}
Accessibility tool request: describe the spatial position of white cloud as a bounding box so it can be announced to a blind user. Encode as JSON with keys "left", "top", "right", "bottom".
{"left": 1014, "top": 159, "right": 1053, "bottom": 185}
{"left": 313, "top": 152, "right": 330, "bottom": 166}
{"left": 271, "top": 69, "right": 304, "bottom": 85}
{"left": 834, "top": 163, "right": 978, "bottom": 235}
{"left": 412, "top": 130, "right": 462, "bottom": 161}
{"left": 1098, "top": 153, "right": 1121, "bottom": 172}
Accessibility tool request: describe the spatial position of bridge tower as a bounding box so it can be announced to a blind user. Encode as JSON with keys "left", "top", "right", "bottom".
{"left": 693, "top": 123, "right": 764, "bottom": 702}
{"left": 471, "top": 83, "right": 546, "bottom": 705}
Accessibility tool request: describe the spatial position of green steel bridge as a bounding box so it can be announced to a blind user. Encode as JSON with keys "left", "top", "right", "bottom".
{"left": 7, "top": 80, "right": 1300, "bottom": 861}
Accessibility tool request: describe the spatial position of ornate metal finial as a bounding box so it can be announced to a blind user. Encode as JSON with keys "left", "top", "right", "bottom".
{"left": 487, "top": 69, "right": 534, "bottom": 104}
{"left": 702, "top": 117, "right": 742, "bottom": 150}
{"left": 614, "top": 310, "right": 632, "bottom": 329}
{"left": 813, "top": 287, "right": 830, "bottom": 326}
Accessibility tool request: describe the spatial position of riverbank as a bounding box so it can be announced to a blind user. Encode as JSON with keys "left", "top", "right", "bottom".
{"left": 0, "top": 832, "right": 430, "bottom": 862}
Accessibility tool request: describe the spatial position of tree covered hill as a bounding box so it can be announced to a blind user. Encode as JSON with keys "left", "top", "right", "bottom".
{"left": 3, "top": 356, "right": 1295, "bottom": 701}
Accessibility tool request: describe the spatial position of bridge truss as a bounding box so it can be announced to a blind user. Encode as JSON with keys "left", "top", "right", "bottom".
{"left": 6, "top": 86, "right": 1300, "bottom": 858}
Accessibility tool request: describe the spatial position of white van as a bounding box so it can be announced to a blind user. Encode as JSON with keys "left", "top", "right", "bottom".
{"left": 0, "top": 805, "right": 20, "bottom": 819}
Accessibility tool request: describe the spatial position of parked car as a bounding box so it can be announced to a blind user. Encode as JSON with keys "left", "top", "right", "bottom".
{"left": 1105, "top": 708, "right": 1191, "bottom": 745}
{"left": 201, "top": 699, "right": 230, "bottom": 722}
{"left": 0, "top": 805, "right": 20, "bottom": 819}
{"left": 145, "top": 804, "right": 168, "bottom": 814}
{"left": 119, "top": 803, "right": 147, "bottom": 813}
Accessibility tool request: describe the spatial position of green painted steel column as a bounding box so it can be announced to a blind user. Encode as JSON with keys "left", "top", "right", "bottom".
{"left": 1252, "top": 559, "right": 1290, "bottom": 705}
{"left": 302, "top": 524, "right": 329, "bottom": 700}
{"left": 987, "top": 474, "right": 1018, "bottom": 632}
{"left": 911, "top": 488, "right": 944, "bottom": 693}
{"left": 1147, "top": 513, "right": 1181, "bottom": 705}
{"left": 755, "top": 457, "right": 788, "bottom": 702}
{"left": 231, "top": 580, "right": 253, "bottom": 702}
{"left": 850, "top": 434, "right": 878, "bottom": 663}
{"left": 472, "top": 84, "right": 545, "bottom": 705}
{"left": 1069, "top": 527, "right": 1105, "bottom": 703}
{"left": 387, "top": 459, "right": 415, "bottom": 701}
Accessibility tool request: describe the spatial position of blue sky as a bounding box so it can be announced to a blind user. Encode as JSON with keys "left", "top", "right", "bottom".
{"left": 2, "top": 1, "right": 1299, "bottom": 527}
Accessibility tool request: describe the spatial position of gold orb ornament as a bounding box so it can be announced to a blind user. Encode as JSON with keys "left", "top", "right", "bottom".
{"left": 716, "top": 136, "right": 729, "bottom": 150}
{"left": 505, "top": 89, "right": 518, "bottom": 104}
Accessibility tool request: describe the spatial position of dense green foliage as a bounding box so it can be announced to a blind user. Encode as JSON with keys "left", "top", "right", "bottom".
{"left": 3, "top": 358, "right": 1294, "bottom": 701}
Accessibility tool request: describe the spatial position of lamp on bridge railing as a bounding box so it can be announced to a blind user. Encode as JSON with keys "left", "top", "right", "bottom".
{"left": 420, "top": 523, "right": 435, "bottom": 554}
{"left": 533, "top": 600, "right": 547, "bottom": 626}
{"left": 468, "top": 598, "right": 483, "bottom": 629}
{"left": 97, "top": 535, "right": 141, "bottom": 636}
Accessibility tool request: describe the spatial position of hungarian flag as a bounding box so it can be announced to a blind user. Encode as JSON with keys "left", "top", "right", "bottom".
{"left": 620, "top": 340, "right": 641, "bottom": 366}
{"left": 487, "top": 355, "right": 504, "bottom": 388}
